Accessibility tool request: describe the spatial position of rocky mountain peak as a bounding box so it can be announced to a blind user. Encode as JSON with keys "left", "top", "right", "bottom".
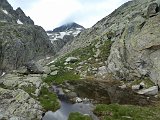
{"left": 0, "top": 0, "right": 34, "bottom": 24}
{"left": 52, "top": 22, "right": 84, "bottom": 32}
{"left": 16, "top": 7, "right": 34, "bottom": 25}
{"left": 46, "top": 22, "right": 85, "bottom": 53}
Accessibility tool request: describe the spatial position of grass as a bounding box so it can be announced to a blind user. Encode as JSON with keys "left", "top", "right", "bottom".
{"left": 44, "top": 70, "right": 80, "bottom": 85}
{"left": 68, "top": 112, "right": 92, "bottom": 120}
{"left": 21, "top": 85, "right": 60, "bottom": 111}
{"left": 46, "top": 36, "right": 113, "bottom": 83}
{"left": 21, "top": 85, "right": 36, "bottom": 96}
{"left": 99, "top": 39, "right": 113, "bottom": 61}
{"left": 38, "top": 86, "right": 60, "bottom": 111}
{"left": 129, "top": 77, "right": 155, "bottom": 88}
{"left": 94, "top": 104, "right": 160, "bottom": 120}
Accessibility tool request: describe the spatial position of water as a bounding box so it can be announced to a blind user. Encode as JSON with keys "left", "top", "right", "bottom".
{"left": 43, "top": 101, "right": 99, "bottom": 120}
{"left": 42, "top": 85, "right": 99, "bottom": 120}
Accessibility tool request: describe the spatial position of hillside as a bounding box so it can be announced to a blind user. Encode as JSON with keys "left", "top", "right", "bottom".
{"left": 56, "top": 0, "right": 160, "bottom": 86}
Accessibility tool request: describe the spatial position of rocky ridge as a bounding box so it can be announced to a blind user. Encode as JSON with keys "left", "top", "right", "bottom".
{"left": 0, "top": 0, "right": 54, "bottom": 75}
{"left": 0, "top": 0, "right": 34, "bottom": 24}
{"left": 0, "top": 0, "right": 56, "bottom": 119}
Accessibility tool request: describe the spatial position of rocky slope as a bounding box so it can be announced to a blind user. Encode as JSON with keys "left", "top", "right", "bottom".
{"left": 56, "top": 0, "right": 160, "bottom": 86}
{"left": 47, "top": 22, "right": 84, "bottom": 53}
{"left": 0, "top": 0, "right": 54, "bottom": 75}
{"left": 0, "top": 0, "right": 56, "bottom": 119}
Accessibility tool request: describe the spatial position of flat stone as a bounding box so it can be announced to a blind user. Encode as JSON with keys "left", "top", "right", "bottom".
{"left": 50, "top": 71, "right": 58, "bottom": 76}
{"left": 43, "top": 66, "right": 51, "bottom": 74}
{"left": 65, "top": 57, "right": 78, "bottom": 63}
{"left": 137, "top": 86, "right": 158, "bottom": 95}
{"left": 50, "top": 65, "right": 59, "bottom": 71}
{"left": 132, "top": 85, "right": 140, "bottom": 90}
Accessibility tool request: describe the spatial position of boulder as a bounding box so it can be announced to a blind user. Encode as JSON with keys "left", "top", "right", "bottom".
{"left": 13, "top": 66, "right": 28, "bottom": 74}
{"left": 97, "top": 66, "right": 108, "bottom": 75}
{"left": 43, "top": 66, "right": 51, "bottom": 74}
{"left": 76, "top": 97, "right": 83, "bottom": 103}
{"left": 147, "top": 3, "right": 159, "bottom": 17}
{"left": 65, "top": 57, "right": 78, "bottom": 63}
{"left": 132, "top": 85, "right": 140, "bottom": 90}
{"left": 67, "top": 92, "right": 77, "bottom": 99}
{"left": 56, "top": 88, "right": 65, "bottom": 96}
{"left": 25, "top": 61, "right": 44, "bottom": 74}
{"left": 50, "top": 71, "right": 58, "bottom": 76}
{"left": 50, "top": 65, "right": 59, "bottom": 71}
{"left": 0, "top": 88, "right": 42, "bottom": 119}
{"left": 137, "top": 86, "right": 158, "bottom": 95}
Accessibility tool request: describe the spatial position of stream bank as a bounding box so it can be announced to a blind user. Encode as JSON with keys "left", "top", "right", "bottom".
{"left": 42, "top": 79, "right": 158, "bottom": 120}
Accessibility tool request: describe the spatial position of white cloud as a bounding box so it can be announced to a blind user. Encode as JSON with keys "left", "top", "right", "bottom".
{"left": 8, "top": 0, "right": 130, "bottom": 30}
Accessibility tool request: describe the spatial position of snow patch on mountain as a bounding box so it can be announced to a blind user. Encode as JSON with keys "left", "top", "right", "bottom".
{"left": 47, "top": 27, "right": 84, "bottom": 43}
{"left": 2, "top": 9, "right": 8, "bottom": 14}
{"left": 17, "top": 19, "right": 23, "bottom": 24}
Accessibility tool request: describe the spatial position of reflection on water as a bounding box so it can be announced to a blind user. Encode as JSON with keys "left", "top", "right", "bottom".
{"left": 43, "top": 101, "right": 99, "bottom": 120}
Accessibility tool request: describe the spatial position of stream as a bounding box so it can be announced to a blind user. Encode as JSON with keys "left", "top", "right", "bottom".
{"left": 43, "top": 85, "right": 99, "bottom": 120}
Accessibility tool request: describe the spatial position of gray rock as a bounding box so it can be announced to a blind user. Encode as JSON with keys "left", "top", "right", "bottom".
{"left": 97, "top": 66, "right": 108, "bottom": 76}
{"left": 119, "top": 84, "right": 127, "bottom": 89}
{"left": 13, "top": 66, "right": 28, "bottom": 74}
{"left": 0, "top": 24, "right": 54, "bottom": 72}
{"left": 67, "top": 92, "right": 77, "bottom": 99}
{"left": 76, "top": 97, "right": 83, "bottom": 103}
{"left": 132, "top": 85, "right": 140, "bottom": 90}
{"left": 56, "top": 88, "right": 64, "bottom": 96}
{"left": 0, "top": 88, "right": 42, "bottom": 120}
{"left": 137, "top": 86, "right": 158, "bottom": 95}
{"left": 50, "top": 65, "right": 59, "bottom": 71}
{"left": 65, "top": 57, "right": 78, "bottom": 63}
{"left": 43, "top": 66, "right": 51, "bottom": 74}
{"left": 25, "top": 61, "right": 44, "bottom": 74}
{"left": 147, "top": 3, "right": 159, "bottom": 17}
{"left": 50, "top": 71, "right": 58, "bottom": 76}
{"left": 140, "top": 82, "right": 145, "bottom": 88}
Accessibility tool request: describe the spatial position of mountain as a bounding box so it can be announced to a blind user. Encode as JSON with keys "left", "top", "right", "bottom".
{"left": 52, "top": 22, "right": 84, "bottom": 32}
{"left": 2, "top": 0, "right": 160, "bottom": 119}
{"left": 0, "top": 0, "right": 55, "bottom": 119}
{"left": 0, "top": 0, "right": 54, "bottom": 74}
{"left": 46, "top": 22, "right": 85, "bottom": 53}
{"left": 56, "top": 0, "right": 160, "bottom": 86}
{"left": 0, "top": 0, "right": 34, "bottom": 24}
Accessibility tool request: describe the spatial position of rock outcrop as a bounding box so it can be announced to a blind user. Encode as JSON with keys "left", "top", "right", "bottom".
{"left": 0, "top": 0, "right": 54, "bottom": 74}
{"left": 0, "top": 0, "right": 34, "bottom": 24}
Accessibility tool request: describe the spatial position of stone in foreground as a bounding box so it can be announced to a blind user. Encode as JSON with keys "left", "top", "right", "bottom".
{"left": 137, "top": 86, "right": 158, "bottom": 95}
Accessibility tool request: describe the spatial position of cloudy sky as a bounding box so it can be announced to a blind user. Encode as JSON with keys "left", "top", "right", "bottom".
{"left": 8, "top": 0, "right": 129, "bottom": 30}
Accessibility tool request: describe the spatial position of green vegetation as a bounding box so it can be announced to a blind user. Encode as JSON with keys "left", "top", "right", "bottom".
{"left": 21, "top": 84, "right": 60, "bottom": 111}
{"left": 38, "top": 86, "right": 60, "bottom": 111}
{"left": 129, "top": 77, "right": 155, "bottom": 88}
{"left": 94, "top": 104, "right": 160, "bottom": 120}
{"left": 44, "top": 70, "right": 80, "bottom": 85}
{"left": 21, "top": 85, "right": 36, "bottom": 96}
{"left": 68, "top": 45, "right": 95, "bottom": 61}
{"left": 68, "top": 112, "right": 92, "bottom": 120}
{"left": 99, "top": 39, "right": 113, "bottom": 61}
{"left": 45, "top": 35, "right": 113, "bottom": 84}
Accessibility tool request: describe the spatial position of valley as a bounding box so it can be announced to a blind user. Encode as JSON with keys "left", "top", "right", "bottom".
{"left": 1, "top": 0, "right": 160, "bottom": 120}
